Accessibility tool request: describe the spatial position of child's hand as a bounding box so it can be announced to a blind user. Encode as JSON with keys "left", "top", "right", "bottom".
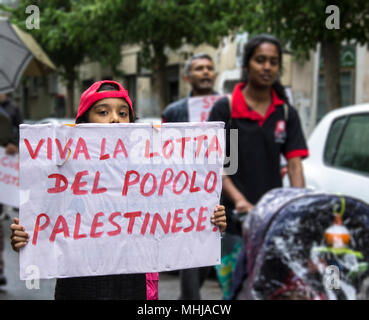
{"left": 211, "top": 205, "right": 226, "bottom": 233}
{"left": 5, "top": 143, "right": 18, "bottom": 155}
{"left": 10, "top": 217, "right": 29, "bottom": 252}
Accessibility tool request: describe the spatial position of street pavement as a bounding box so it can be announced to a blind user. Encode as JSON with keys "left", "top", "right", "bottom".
{"left": 0, "top": 211, "right": 223, "bottom": 300}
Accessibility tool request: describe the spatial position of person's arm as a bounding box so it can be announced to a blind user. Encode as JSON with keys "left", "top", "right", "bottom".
{"left": 282, "top": 106, "right": 308, "bottom": 188}
{"left": 287, "top": 157, "right": 305, "bottom": 187}
{"left": 222, "top": 175, "right": 254, "bottom": 213}
{"left": 5, "top": 142, "right": 18, "bottom": 155}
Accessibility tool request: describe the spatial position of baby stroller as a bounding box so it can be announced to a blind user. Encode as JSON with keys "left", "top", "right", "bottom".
{"left": 236, "top": 187, "right": 369, "bottom": 300}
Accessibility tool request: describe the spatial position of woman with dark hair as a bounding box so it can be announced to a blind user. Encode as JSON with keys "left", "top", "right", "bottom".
{"left": 208, "top": 34, "right": 309, "bottom": 299}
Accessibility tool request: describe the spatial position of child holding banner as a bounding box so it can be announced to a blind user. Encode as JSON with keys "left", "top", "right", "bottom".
{"left": 10, "top": 80, "right": 227, "bottom": 300}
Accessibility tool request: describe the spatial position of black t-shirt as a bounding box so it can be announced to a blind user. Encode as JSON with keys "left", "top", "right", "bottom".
{"left": 208, "top": 83, "right": 308, "bottom": 235}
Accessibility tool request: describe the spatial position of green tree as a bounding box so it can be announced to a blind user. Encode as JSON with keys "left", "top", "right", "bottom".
{"left": 240, "top": 0, "right": 369, "bottom": 112}
{"left": 6, "top": 0, "right": 124, "bottom": 117}
{"left": 6, "top": 0, "right": 242, "bottom": 113}
{"left": 93, "top": 0, "right": 243, "bottom": 110}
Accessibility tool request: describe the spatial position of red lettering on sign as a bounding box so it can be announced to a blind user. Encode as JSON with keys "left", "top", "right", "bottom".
{"left": 124, "top": 211, "right": 142, "bottom": 234}
{"left": 90, "top": 212, "right": 105, "bottom": 238}
{"left": 73, "top": 138, "right": 90, "bottom": 160}
{"left": 24, "top": 138, "right": 45, "bottom": 160}
{"left": 204, "top": 171, "right": 217, "bottom": 193}
{"left": 171, "top": 209, "right": 183, "bottom": 233}
{"left": 140, "top": 213, "right": 151, "bottom": 235}
{"left": 140, "top": 173, "right": 157, "bottom": 197}
{"left": 202, "top": 97, "right": 211, "bottom": 109}
{"left": 150, "top": 212, "right": 171, "bottom": 234}
{"left": 194, "top": 135, "right": 207, "bottom": 158}
{"left": 0, "top": 156, "right": 19, "bottom": 170}
{"left": 196, "top": 206, "right": 208, "bottom": 232}
{"left": 189, "top": 171, "right": 200, "bottom": 193}
{"left": 183, "top": 208, "right": 195, "bottom": 233}
{"left": 47, "top": 138, "right": 52, "bottom": 160}
{"left": 99, "top": 138, "right": 110, "bottom": 160}
{"left": 162, "top": 140, "right": 174, "bottom": 159}
{"left": 175, "top": 137, "right": 191, "bottom": 158}
{"left": 113, "top": 139, "right": 128, "bottom": 159}
{"left": 49, "top": 215, "right": 70, "bottom": 242}
{"left": 30, "top": 205, "right": 215, "bottom": 246}
{"left": 172, "top": 170, "right": 189, "bottom": 195}
{"left": 145, "top": 139, "right": 160, "bottom": 158}
{"left": 71, "top": 170, "right": 89, "bottom": 195}
{"left": 122, "top": 170, "right": 140, "bottom": 196}
{"left": 107, "top": 212, "right": 122, "bottom": 236}
{"left": 47, "top": 174, "right": 68, "bottom": 193}
{"left": 55, "top": 138, "right": 73, "bottom": 159}
{"left": 158, "top": 168, "right": 174, "bottom": 196}
{"left": 0, "top": 172, "right": 19, "bottom": 186}
{"left": 32, "top": 213, "right": 50, "bottom": 245}
{"left": 73, "top": 213, "right": 87, "bottom": 240}
{"left": 205, "top": 135, "right": 222, "bottom": 158}
{"left": 200, "top": 111, "right": 209, "bottom": 122}
{"left": 91, "top": 171, "right": 107, "bottom": 194}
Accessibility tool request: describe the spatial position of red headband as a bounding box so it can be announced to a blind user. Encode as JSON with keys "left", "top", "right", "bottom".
{"left": 76, "top": 80, "right": 133, "bottom": 122}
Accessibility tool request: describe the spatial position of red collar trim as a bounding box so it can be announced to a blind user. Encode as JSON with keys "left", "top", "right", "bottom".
{"left": 231, "top": 82, "right": 285, "bottom": 126}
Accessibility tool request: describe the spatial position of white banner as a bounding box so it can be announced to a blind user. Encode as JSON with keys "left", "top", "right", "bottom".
{"left": 0, "top": 146, "right": 19, "bottom": 208}
{"left": 19, "top": 122, "right": 224, "bottom": 279}
{"left": 188, "top": 95, "right": 225, "bottom": 122}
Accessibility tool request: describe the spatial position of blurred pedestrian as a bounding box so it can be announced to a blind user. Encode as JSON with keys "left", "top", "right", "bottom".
{"left": 0, "top": 93, "right": 21, "bottom": 225}
{"left": 162, "top": 53, "right": 220, "bottom": 300}
{"left": 162, "top": 53, "right": 217, "bottom": 123}
{"left": 0, "top": 109, "right": 18, "bottom": 286}
{"left": 208, "top": 34, "right": 309, "bottom": 299}
{"left": 0, "top": 93, "right": 23, "bottom": 145}
{"left": 10, "top": 80, "right": 227, "bottom": 300}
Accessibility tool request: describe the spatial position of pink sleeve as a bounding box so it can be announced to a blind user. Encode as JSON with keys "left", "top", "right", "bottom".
{"left": 146, "top": 272, "right": 159, "bottom": 300}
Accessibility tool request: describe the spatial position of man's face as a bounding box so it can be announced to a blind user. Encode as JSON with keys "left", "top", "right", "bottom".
{"left": 186, "top": 58, "right": 216, "bottom": 94}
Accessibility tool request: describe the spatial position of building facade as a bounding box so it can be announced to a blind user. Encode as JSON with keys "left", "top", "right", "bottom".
{"left": 6, "top": 30, "right": 369, "bottom": 138}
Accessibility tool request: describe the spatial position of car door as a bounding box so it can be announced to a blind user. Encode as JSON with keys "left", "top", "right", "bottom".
{"left": 316, "top": 112, "right": 369, "bottom": 203}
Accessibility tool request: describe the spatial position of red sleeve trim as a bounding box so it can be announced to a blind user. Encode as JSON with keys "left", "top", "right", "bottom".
{"left": 161, "top": 117, "right": 167, "bottom": 123}
{"left": 285, "top": 149, "right": 309, "bottom": 160}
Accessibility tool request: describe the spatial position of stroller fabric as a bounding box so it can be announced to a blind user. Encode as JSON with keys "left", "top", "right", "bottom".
{"left": 239, "top": 187, "right": 369, "bottom": 300}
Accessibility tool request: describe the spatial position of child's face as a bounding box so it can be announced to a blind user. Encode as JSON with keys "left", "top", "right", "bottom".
{"left": 87, "top": 98, "right": 130, "bottom": 123}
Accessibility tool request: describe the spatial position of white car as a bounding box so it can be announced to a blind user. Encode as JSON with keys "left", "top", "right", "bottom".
{"left": 299, "top": 104, "right": 369, "bottom": 204}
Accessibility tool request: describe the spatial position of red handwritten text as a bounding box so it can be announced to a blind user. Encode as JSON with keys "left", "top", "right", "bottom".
{"left": 31, "top": 206, "right": 213, "bottom": 245}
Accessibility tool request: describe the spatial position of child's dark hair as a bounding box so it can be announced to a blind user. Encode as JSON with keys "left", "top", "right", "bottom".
{"left": 241, "top": 34, "right": 291, "bottom": 106}
{"left": 76, "top": 83, "right": 135, "bottom": 123}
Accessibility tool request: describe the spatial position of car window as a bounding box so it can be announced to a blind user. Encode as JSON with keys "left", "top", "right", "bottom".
{"left": 324, "top": 116, "right": 347, "bottom": 164}
{"left": 331, "top": 114, "right": 369, "bottom": 175}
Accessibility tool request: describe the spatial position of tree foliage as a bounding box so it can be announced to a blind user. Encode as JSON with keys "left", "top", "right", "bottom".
{"left": 84, "top": 0, "right": 244, "bottom": 109}
{"left": 5, "top": 0, "right": 126, "bottom": 116}
{"left": 4, "top": 0, "right": 244, "bottom": 112}
{"left": 239, "top": 0, "right": 369, "bottom": 60}
{"left": 238, "top": 0, "right": 369, "bottom": 110}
